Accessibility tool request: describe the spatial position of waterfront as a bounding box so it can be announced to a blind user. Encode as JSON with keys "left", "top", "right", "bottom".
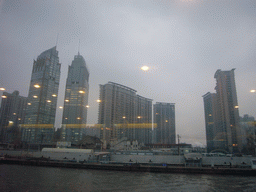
{"left": 1, "top": 164, "right": 255, "bottom": 192}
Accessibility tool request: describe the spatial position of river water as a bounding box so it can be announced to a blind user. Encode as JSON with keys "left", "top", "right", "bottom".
{"left": 0, "top": 164, "right": 255, "bottom": 192}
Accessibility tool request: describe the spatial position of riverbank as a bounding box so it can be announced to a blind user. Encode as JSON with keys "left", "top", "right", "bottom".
{"left": 1, "top": 158, "right": 255, "bottom": 176}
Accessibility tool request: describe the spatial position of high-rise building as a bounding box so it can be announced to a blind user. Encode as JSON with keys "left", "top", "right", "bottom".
{"left": 153, "top": 102, "right": 175, "bottom": 144}
{"left": 202, "top": 92, "right": 218, "bottom": 152}
{"left": 240, "top": 114, "right": 255, "bottom": 150}
{"left": 98, "top": 82, "right": 152, "bottom": 148}
{"left": 61, "top": 53, "right": 89, "bottom": 144}
{"left": 22, "top": 46, "right": 61, "bottom": 144}
{"left": 135, "top": 95, "right": 153, "bottom": 145}
{"left": 203, "top": 69, "right": 241, "bottom": 153}
{"left": 0, "top": 91, "right": 27, "bottom": 143}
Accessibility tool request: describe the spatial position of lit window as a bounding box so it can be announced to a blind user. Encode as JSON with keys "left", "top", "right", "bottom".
{"left": 47, "top": 100, "right": 51, "bottom": 103}
{"left": 33, "top": 95, "right": 38, "bottom": 98}
{"left": 2, "top": 95, "right": 7, "bottom": 98}
{"left": 79, "top": 90, "right": 85, "bottom": 93}
{"left": 52, "top": 94, "right": 57, "bottom": 97}
{"left": 65, "top": 99, "right": 69, "bottom": 102}
{"left": 28, "top": 103, "right": 32, "bottom": 105}
{"left": 34, "top": 84, "right": 40, "bottom": 88}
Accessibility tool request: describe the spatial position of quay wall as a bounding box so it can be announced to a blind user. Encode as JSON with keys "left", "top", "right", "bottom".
{"left": 111, "top": 154, "right": 184, "bottom": 164}
{"left": 1, "top": 150, "right": 254, "bottom": 166}
{"left": 202, "top": 157, "right": 252, "bottom": 166}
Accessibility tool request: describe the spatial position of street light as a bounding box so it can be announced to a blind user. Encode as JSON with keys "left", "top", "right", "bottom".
{"left": 0, "top": 88, "right": 5, "bottom": 91}
{"left": 97, "top": 99, "right": 101, "bottom": 103}
{"left": 34, "top": 84, "right": 40, "bottom": 88}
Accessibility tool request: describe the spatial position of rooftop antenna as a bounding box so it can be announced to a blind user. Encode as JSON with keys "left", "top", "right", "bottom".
{"left": 55, "top": 33, "right": 59, "bottom": 48}
{"left": 78, "top": 39, "right": 80, "bottom": 55}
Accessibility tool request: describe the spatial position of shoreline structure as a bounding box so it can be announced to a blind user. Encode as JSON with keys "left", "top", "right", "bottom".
{"left": 1, "top": 149, "right": 255, "bottom": 175}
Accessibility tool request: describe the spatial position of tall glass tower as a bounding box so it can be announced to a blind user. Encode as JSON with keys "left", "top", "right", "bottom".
{"left": 61, "top": 53, "right": 89, "bottom": 144}
{"left": 22, "top": 46, "right": 61, "bottom": 144}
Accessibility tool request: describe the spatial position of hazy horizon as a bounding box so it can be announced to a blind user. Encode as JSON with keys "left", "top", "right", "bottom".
{"left": 1, "top": 0, "right": 256, "bottom": 146}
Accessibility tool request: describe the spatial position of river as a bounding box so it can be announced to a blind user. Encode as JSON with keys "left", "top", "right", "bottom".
{"left": 0, "top": 164, "right": 255, "bottom": 192}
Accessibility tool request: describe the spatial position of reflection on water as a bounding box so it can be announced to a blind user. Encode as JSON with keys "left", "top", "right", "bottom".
{"left": 0, "top": 165, "right": 255, "bottom": 192}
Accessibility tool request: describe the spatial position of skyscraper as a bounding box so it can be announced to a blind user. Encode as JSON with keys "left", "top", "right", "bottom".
{"left": 61, "top": 53, "right": 89, "bottom": 144}
{"left": 203, "top": 69, "right": 241, "bottom": 153}
{"left": 22, "top": 46, "right": 61, "bottom": 144}
{"left": 202, "top": 92, "right": 218, "bottom": 152}
{"left": 153, "top": 102, "right": 176, "bottom": 144}
{"left": 0, "top": 91, "right": 27, "bottom": 143}
{"left": 98, "top": 82, "right": 152, "bottom": 148}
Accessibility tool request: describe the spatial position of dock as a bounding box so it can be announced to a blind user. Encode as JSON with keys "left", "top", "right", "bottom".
{"left": 1, "top": 158, "right": 256, "bottom": 176}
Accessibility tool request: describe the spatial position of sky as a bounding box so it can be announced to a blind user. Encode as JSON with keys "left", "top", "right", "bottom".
{"left": 0, "top": 0, "right": 256, "bottom": 146}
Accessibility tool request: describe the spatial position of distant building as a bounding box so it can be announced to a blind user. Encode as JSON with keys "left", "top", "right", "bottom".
{"left": 202, "top": 92, "right": 218, "bottom": 152}
{"left": 0, "top": 91, "right": 27, "bottom": 143}
{"left": 84, "top": 124, "right": 101, "bottom": 139}
{"left": 98, "top": 82, "right": 152, "bottom": 148}
{"left": 153, "top": 102, "right": 175, "bottom": 144}
{"left": 61, "top": 53, "right": 89, "bottom": 144}
{"left": 203, "top": 69, "right": 242, "bottom": 153}
{"left": 240, "top": 114, "right": 255, "bottom": 155}
{"left": 22, "top": 46, "right": 61, "bottom": 144}
{"left": 135, "top": 95, "right": 153, "bottom": 145}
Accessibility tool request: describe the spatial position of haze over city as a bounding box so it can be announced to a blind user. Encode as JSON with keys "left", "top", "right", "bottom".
{"left": 1, "top": 0, "right": 256, "bottom": 146}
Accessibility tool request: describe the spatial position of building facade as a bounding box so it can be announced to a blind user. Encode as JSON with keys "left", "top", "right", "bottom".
{"left": 202, "top": 92, "right": 218, "bottom": 152}
{"left": 203, "top": 69, "right": 241, "bottom": 153}
{"left": 0, "top": 91, "right": 27, "bottom": 143}
{"left": 153, "top": 102, "right": 175, "bottom": 144}
{"left": 240, "top": 114, "right": 255, "bottom": 155}
{"left": 98, "top": 82, "right": 152, "bottom": 148}
{"left": 22, "top": 46, "right": 61, "bottom": 144}
{"left": 61, "top": 53, "right": 89, "bottom": 144}
{"left": 134, "top": 95, "right": 153, "bottom": 145}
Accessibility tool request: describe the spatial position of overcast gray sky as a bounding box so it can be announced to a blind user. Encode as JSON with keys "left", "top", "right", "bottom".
{"left": 1, "top": 0, "right": 256, "bottom": 146}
